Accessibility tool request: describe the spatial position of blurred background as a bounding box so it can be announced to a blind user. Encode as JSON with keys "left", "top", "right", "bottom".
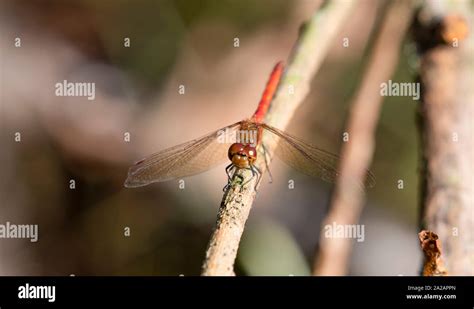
{"left": 0, "top": 0, "right": 422, "bottom": 275}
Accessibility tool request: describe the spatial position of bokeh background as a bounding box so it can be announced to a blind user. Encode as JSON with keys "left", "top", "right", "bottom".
{"left": 1, "top": 0, "right": 422, "bottom": 275}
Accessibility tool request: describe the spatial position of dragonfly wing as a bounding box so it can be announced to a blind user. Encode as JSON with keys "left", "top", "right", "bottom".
{"left": 125, "top": 122, "right": 242, "bottom": 187}
{"left": 261, "top": 124, "right": 376, "bottom": 188}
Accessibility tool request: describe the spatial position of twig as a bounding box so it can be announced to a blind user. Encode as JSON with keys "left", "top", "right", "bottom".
{"left": 418, "top": 230, "right": 447, "bottom": 276}
{"left": 201, "top": 0, "right": 356, "bottom": 276}
{"left": 312, "top": 0, "right": 415, "bottom": 276}
{"left": 415, "top": 0, "right": 473, "bottom": 275}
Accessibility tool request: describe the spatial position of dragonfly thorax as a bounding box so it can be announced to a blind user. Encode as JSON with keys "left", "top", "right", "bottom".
{"left": 228, "top": 143, "right": 257, "bottom": 168}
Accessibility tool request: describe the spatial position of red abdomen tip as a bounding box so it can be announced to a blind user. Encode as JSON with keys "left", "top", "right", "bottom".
{"left": 252, "top": 61, "right": 285, "bottom": 123}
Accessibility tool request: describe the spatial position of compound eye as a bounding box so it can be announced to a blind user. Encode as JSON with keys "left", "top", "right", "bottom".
{"left": 244, "top": 145, "right": 257, "bottom": 162}
{"left": 228, "top": 143, "right": 245, "bottom": 160}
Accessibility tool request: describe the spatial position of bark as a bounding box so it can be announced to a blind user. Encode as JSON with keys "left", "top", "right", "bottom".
{"left": 415, "top": 0, "right": 473, "bottom": 275}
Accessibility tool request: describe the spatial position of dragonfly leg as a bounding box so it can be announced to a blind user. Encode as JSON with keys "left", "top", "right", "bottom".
{"left": 261, "top": 143, "right": 273, "bottom": 184}
{"left": 225, "top": 163, "right": 235, "bottom": 181}
{"left": 223, "top": 164, "right": 244, "bottom": 191}
{"left": 239, "top": 167, "right": 254, "bottom": 192}
{"left": 239, "top": 164, "right": 261, "bottom": 192}
{"left": 252, "top": 164, "right": 262, "bottom": 191}
{"left": 223, "top": 164, "right": 233, "bottom": 191}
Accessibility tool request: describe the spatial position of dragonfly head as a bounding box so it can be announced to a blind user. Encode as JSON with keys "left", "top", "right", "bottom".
{"left": 228, "top": 143, "right": 257, "bottom": 168}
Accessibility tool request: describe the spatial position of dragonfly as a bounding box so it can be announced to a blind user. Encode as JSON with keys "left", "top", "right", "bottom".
{"left": 124, "top": 62, "right": 376, "bottom": 190}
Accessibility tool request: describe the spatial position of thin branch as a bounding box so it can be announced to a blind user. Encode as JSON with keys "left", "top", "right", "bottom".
{"left": 418, "top": 230, "right": 447, "bottom": 276}
{"left": 201, "top": 0, "right": 356, "bottom": 276}
{"left": 312, "top": 0, "right": 415, "bottom": 276}
{"left": 415, "top": 0, "right": 473, "bottom": 275}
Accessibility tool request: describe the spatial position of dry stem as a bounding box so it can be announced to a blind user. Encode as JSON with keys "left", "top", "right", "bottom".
{"left": 313, "top": 0, "right": 414, "bottom": 276}
{"left": 201, "top": 0, "right": 356, "bottom": 276}
{"left": 415, "top": 0, "right": 474, "bottom": 275}
{"left": 419, "top": 230, "right": 448, "bottom": 276}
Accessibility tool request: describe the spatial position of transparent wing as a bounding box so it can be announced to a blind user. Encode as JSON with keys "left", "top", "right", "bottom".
{"left": 125, "top": 122, "right": 242, "bottom": 187}
{"left": 260, "top": 123, "right": 376, "bottom": 188}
